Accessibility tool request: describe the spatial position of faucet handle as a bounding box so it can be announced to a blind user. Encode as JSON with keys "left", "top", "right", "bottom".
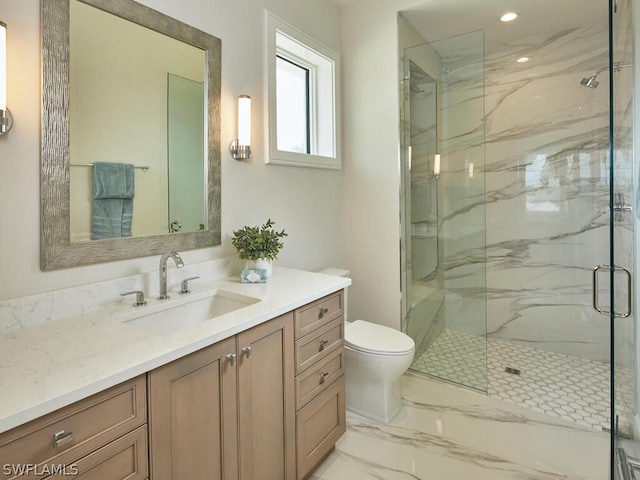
{"left": 179, "top": 276, "right": 200, "bottom": 295}
{"left": 121, "top": 290, "right": 147, "bottom": 307}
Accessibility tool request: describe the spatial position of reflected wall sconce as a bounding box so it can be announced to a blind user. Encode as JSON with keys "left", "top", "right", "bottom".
{"left": 0, "top": 21, "right": 13, "bottom": 135}
{"left": 230, "top": 95, "right": 251, "bottom": 160}
{"left": 433, "top": 153, "right": 441, "bottom": 178}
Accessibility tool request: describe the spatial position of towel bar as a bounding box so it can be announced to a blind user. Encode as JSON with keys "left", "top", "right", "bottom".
{"left": 71, "top": 163, "right": 150, "bottom": 172}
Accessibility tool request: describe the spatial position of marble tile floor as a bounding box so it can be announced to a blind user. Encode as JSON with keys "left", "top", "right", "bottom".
{"left": 312, "top": 373, "right": 610, "bottom": 479}
{"left": 412, "top": 329, "right": 631, "bottom": 435}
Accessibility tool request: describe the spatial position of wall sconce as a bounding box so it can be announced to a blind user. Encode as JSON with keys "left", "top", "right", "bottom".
{"left": 433, "top": 154, "right": 441, "bottom": 178}
{"left": 0, "top": 21, "right": 13, "bottom": 135}
{"left": 230, "top": 95, "right": 251, "bottom": 160}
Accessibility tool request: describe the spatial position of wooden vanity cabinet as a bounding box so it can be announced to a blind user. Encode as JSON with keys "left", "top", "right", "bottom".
{"left": 148, "top": 312, "right": 296, "bottom": 480}
{"left": 293, "top": 292, "right": 347, "bottom": 480}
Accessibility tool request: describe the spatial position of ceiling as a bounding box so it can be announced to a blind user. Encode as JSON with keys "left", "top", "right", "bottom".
{"left": 401, "top": 0, "right": 607, "bottom": 48}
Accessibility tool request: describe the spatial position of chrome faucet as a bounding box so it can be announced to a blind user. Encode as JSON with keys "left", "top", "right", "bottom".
{"left": 158, "top": 252, "right": 184, "bottom": 300}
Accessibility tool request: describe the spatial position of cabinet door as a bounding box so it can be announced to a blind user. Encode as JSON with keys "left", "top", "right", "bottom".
{"left": 148, "top": 337, "right": 238, "bottom": 480}
{"left": 296, "top": 376, "right": 345, "bottom": 479}
{"left": 237, "top": 313, "right": 296, "bottom": 480}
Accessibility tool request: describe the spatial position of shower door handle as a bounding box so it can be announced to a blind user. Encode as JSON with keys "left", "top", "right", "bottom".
{"left": 592, "top": 264, "right": 632, "bottom": 318}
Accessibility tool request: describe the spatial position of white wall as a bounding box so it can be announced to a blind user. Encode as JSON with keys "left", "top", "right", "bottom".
{"left": 340, "top": 0, "right": 425, "bottom": 330}
{"left": 0, "top": 0, "right": 343, "bottom": 301}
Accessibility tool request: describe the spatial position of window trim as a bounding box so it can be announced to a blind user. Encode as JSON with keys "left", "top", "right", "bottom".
{"left": 265, "top": 11, "right": 341, "bottom": 170}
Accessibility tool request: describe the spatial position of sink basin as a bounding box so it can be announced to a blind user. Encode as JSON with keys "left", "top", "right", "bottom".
{"left": 121, "top": 290, "right": 260, "bottom": 334}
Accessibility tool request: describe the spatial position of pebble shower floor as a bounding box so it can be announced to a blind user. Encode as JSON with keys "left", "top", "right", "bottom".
{"left": 411, "top": 329, "right": 632, "bottom": 434}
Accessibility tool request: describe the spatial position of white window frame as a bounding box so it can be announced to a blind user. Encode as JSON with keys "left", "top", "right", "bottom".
{"left": 265, "top": 11, "right": 341, "bottom": 169}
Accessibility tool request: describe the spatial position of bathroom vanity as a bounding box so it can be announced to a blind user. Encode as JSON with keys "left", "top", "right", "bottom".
{"left": 0, "top": 268, "right": 349, "bottom": 480}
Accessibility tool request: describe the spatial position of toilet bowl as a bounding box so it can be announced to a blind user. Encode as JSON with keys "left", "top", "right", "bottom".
{"left": 317, "top": 268, "right": 415, "bottom": 424}
{"left": 344, "top": 320, "right": 415, "bottom": 423}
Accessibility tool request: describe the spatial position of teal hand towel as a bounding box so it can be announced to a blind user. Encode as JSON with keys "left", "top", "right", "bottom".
{"left": 93, "top": 162, "right": 134, "bottom": 199}
{"left": 91, "top": 162, "right": 135, "bottom": 240}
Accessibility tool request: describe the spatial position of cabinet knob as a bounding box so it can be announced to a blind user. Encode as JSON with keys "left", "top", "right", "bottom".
{"left": 319, "top": 372, "right": 329, "bottom": 384}
{"left": 242, "top": 347, "right": 253, "bottom": 359}
{"left": 226, "top": 353, "right": 237, "bottom": 366}
{"left": 53, "top": 430, "right": 73, "bottom": 448}
{"left": 319, "top": 339, "right": 329, "bottom": 351}
{"left": 319, "top": 307, "right": 329, "bottom": 318}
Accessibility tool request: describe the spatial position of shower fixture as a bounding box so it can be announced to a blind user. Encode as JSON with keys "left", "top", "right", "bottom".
{"left": 580, "top": 62, "right": 632, "bottom": 88}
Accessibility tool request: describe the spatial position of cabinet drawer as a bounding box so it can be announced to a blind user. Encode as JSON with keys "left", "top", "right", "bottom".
{"left": 44, "top": 426, "right": 148, "bottom": 480}
{"left": 295, "top": 349, "right": 344, "bottom": 410}
{"left": 294, "top": 292, "right": 343, "bottom": 340}
{"left": 0, "top": 375, "right": 147, "bottom": 480}
{"left": 296, "top": 376, "right": 345, "bottom": 480}
{"left": 295, "top": 317, "right": 343, "bottom": 375}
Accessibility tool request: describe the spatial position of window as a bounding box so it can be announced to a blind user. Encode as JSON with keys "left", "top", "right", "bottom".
{"left": 276, "top": 55, "right": 310, "bottom": 154}
{"left": 266, "top": 12, "right": 341, "bottom": 169}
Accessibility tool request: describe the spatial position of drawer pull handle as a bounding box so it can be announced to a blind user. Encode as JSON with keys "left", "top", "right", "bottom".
{"left": 242, "top": 347, "right": 253, "bottom": 359}
{"left": 319, "top": 372, "right": 329, "bottom": 384}
{"left": 226, "top": 353, "right": 237, "bottom": 366}
{"left": 319, "top": 307, "right": 329, "bottom": 318}
{"left": 53, "top": 430, "right": 73, "bottom": 448}
{"left": 319, "top": 339, "right": 329, "bottom": 351}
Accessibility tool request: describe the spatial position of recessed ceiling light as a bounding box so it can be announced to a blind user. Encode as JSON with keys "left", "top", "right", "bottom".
{"left": 517, "top": 56, "right": 530, "bottom": 63}
{"left": 500, "top": 12, "right": 518, "bottom": 22}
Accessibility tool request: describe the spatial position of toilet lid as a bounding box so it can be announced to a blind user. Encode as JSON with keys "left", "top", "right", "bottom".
{"left": 345, "top": 320, "right": 415, "bottom": 355}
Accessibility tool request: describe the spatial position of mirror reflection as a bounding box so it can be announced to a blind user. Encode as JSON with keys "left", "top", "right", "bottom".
{"left": 40, "top": 0, "right": 221, "bottom": 271}
{"left": 408, "top": 60, "right": 439, "bottom": 282}
{"left": 69, "top": 0, "right": 206, "bottom": 242}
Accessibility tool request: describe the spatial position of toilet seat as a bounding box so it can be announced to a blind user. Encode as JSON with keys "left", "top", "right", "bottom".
{"left": 345, "top": 320, "right": 415, "bottom": 356}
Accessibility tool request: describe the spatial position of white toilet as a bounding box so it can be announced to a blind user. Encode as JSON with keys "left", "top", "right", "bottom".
{"left": 318, "top": 269, "right": 415, "bottom": 423}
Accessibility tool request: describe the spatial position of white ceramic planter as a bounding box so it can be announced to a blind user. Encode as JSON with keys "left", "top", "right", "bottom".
{"left": 247, "top": 258, "right": 273, "bottom": 278}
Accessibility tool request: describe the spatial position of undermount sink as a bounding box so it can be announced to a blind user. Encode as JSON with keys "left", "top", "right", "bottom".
{"left": 120, "top": 290, "right": 260, "bottom": 335}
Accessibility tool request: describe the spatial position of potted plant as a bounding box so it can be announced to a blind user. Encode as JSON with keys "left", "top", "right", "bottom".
{"left": 231, "top": 219, "right": 287, "bottom": 278}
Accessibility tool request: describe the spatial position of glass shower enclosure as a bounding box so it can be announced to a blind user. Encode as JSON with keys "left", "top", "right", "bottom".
{"left": 401, "top": 30, "right": 488, "bottom": 392}
{"left": 400, "top": 0, "right": 639, "bottom": 476}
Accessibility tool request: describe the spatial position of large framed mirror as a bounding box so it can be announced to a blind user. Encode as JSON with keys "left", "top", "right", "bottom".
{"left": 41, "top": 0, "right": 221, "bottom": 270}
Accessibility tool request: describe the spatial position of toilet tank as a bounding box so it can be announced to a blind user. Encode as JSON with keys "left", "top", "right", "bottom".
{"left": 317, "top": 268, "right": 350, "bottom": 322}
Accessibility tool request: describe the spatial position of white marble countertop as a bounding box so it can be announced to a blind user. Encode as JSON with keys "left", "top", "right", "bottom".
{"left": 0, "top": 267, "right": 350, "bottom": 434}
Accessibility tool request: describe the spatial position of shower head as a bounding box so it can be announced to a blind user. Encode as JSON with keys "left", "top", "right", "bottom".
{"left": 580, "top": 76, "right": 599, "bottom": 89}
{"left": 579, "top": 62, "right": 633, "bottom": 89}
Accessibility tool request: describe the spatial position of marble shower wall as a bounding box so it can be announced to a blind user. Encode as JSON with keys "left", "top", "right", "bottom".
{"left": 479, "top": 23, "right": 612, "bottom": 361}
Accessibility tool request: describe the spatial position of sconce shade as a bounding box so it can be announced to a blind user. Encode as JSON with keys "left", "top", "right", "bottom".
{"left": 238, "top": 95, "right": 251, "bottom": 146}
{"left": 434, "top": 154, "right": 441, "bottom": 176}
{"left": 230, "top": 95, "right": 251, "bottom": 160}
{"left": 0, "top": 21, "right": 6, "bottom": 112}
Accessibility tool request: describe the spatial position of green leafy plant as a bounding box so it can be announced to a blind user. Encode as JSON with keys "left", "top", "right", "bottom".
{"left": 231, "top": 219, "right": 288, "bottom": 261}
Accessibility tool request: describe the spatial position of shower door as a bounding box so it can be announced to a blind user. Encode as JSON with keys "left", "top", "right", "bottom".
{"left": 611, "top": 0, "right": 637, "bottom": 477}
